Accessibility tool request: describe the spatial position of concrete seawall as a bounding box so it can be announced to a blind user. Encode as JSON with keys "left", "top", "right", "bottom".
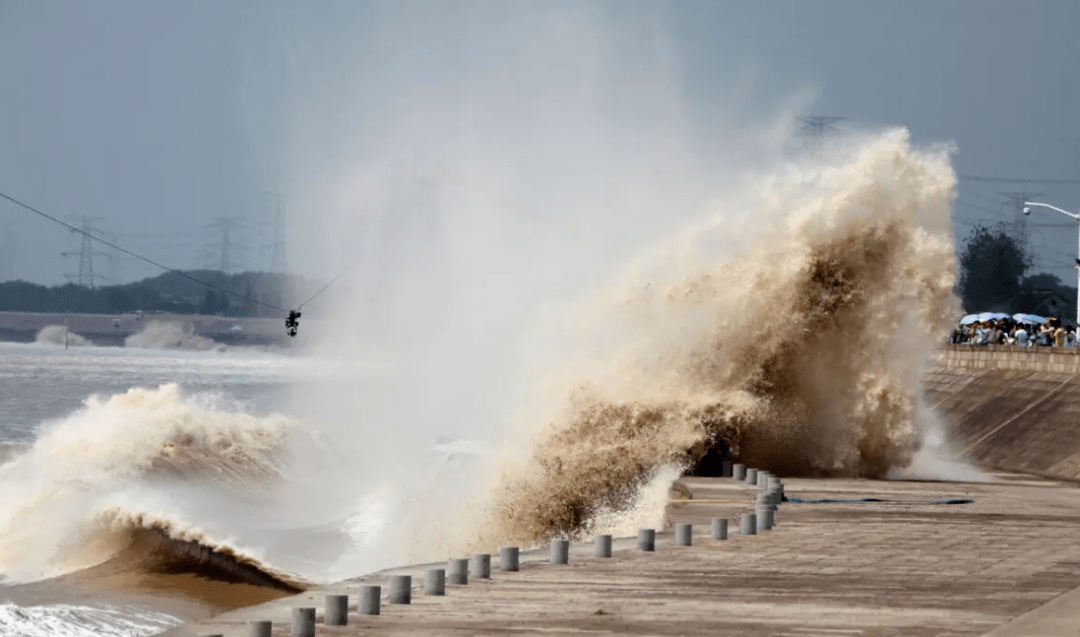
{"left": 926, "top": 344, "right": 1080, "bottom": 481}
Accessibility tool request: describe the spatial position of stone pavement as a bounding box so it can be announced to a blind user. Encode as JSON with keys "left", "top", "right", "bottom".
{"left": 163, "top": 472, "right": 1080, "bottom": 637}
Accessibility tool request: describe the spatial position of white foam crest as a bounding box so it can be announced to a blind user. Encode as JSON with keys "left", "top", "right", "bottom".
{"left": 0, "top": 384, "right": 295, "bottom": 582}
{"left": 125, "top": 321, "right": 223, "bottom": 352}
{"left": 0, "top": 602, "right": 180, "bottom": 637}
{"left": 34, "top": 326, "right": 91, "bottom": 347}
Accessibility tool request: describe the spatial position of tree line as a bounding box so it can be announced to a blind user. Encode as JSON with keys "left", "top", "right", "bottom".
{"left": 0, "top": 270, "right": 307, "bottom": 317}
{"left": 957, "top": 222, "right": 1077, "bottom": 320}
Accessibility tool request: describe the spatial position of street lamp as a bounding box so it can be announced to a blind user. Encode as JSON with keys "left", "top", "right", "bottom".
{"left": 1023, "top": 201, "right": 1080, "bottom": 326}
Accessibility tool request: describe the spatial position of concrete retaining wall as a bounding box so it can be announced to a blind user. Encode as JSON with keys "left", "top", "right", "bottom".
{"left": 926, "top": 345, "right": 1080, "bottom": 481}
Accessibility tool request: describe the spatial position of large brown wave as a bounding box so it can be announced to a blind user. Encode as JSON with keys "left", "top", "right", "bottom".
{"left": 482, "top": 130, "right": 958, "bottom": 546}
{"left": 106, "top": 516, "right": 307, "bottom": 592}
{"left": 0, "top": 517, "right": 306, "bottom": 620}
{"left": 0, "top": 385, "right": 299, "bottom": 589}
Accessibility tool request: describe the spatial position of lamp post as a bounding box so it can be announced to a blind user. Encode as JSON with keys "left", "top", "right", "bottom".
{"left": 1023, "top": 201, "right": 1080, "bottom": 327}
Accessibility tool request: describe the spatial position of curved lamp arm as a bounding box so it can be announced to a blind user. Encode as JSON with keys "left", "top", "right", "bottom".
{"left": 1023, "top": 201, "right": 1080, "bottom": 220}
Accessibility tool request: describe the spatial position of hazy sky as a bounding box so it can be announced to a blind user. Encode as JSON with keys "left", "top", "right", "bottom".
{"left": 1, "top": 0, "right": 1078, "bottom": 286}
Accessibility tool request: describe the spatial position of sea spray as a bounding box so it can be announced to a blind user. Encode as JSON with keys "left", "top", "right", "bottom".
{"left": 34, "top": 325, "right": 90, "bottom": 347}
{"left": 125, "top": 321, "right": 223, "bottom": 351}
{"left": 475, "top": 129, "right": 961, "bottom": 546}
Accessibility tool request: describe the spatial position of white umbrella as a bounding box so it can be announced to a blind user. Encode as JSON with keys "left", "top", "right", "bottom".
{"left": 1012, "top": 313, "right": 1047, "bottom": 325}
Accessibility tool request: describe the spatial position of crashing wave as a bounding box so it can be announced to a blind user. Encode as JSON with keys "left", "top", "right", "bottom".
{"left": 125, "top": 321, "right": 224, "bottom": 351}
{"left": 34, "top": 325, "right": 91, "bottom": 347}
{"left": 482, "top": 130, "right": 959, "bottom": 545}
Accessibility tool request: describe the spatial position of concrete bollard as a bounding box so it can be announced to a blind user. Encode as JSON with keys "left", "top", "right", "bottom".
{"left": 721, "top": 460, "right": 732, "bottom": 477}
{"left": 358, "top": 585, "right": 380, "bottom": 615}
{"left": 325, "top": 594, "right": 348, "bottom": 626}
{"left": 389, "top": 574, "right": 412, "bottom": 604}
{"left": 470, "top": 553, "right": 491, "bottom": 579}
{"left": 424, "top": 568, "right": 445, "bottom": 595}
{"left": 740, "top": 512, "right": 757, "bottom": 535}
{"left": 756, "top": 505, "right": 774, "bottom": 531}
{"left": 758, "top": 470, "right": 769, "bottom": 488}
{"left": 595, "top": 534, "right": 613, "bottom": 557}
{"left": 249, "top": 621, "right": 272, "bottom": 637}
{"left": 733, "top": 463, "right": 746, "bottom": 480}
{"left": 550, "top": 539, "right": 570, "bottom": 564}
{"left": 358, "top": 587, "right": 380, "bottom": 617}
{"left": 746, "top": 468, "right": 758, "bottom": 484}
{"left": 500, "top": 546, "right": 520, "bottom": 571}
{"left": 638, "top": 528, "right": 656, "bottom": 552}
{"left": 291, "top": 607, "right": 315, "bottom": 637}
{"left": 674, "top": 523, "right": 692, "bottom": 546}
{"left": 448, "top": 558, "right": 469, "bottom": 585}
{"left": 711, "top": 517, "right": 728, "bottom": 540}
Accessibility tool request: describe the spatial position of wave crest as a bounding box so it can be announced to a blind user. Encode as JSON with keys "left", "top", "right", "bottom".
{"left": 0, "top": 384, "right": 293, "bottom": 583}
{"left": 486, "top": 130, "right": 959, "bottom": 545}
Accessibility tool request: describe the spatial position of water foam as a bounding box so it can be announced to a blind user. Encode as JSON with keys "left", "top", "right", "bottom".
{"left": 125, "top": 322, "right": 223, "bottom": 352}
{"left": 0, "top": 602, "right": 180, "bottom": 637}
{"left": 0, "top": 384, "right": 294, "bottom": 583}
{"left": 34, "top": 326, "right": 91, "bottom": 347}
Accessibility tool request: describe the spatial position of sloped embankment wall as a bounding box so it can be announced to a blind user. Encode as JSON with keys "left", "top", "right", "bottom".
{"left": 925, "top": 345, "right": 1080, "bottom": 481}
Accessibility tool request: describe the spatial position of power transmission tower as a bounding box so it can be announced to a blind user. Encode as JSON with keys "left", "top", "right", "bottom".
{"left": 797, "top": 115, "right": 845, "bottom": 138}
{"left": 61, "top": 217, "right": 106, "bottom": 289}
{"left": 0, "top": 221, "right": 13, "bottom": 281}
{"left": 207, "top": 216, "right": 246, "bottom": 273}
{"left": 264, "top": 193, "right": 289, "bottom": 274}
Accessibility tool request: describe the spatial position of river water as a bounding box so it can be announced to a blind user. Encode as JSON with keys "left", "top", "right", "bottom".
{"left": 0, "top": 341, "right": 308, "bottom": 636}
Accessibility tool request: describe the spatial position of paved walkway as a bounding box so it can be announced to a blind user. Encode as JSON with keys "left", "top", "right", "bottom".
{"left": 163, "top": 472, "right": 1080, "bottom": 636}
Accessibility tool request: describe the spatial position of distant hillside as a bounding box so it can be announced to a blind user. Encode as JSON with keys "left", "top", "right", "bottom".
{"left": 0, "top": 271, "right": 316, "bottom": 317}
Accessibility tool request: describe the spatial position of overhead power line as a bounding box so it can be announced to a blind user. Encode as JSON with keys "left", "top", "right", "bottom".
{"left": 0, "top": 189, "right": 286, "bottom": 313}
{"left": 958, "top": 174, "right": 1080, "bottom": 185}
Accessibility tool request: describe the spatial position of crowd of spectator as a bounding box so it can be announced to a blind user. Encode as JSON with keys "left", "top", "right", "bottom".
{"left": 951, "top": 316, "right": 1077, "bottom": 347}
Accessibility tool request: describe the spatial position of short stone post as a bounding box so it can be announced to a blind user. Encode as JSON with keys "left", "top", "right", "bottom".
{"left": 758, "top": 470, "right": 770, "bottom": 488}
{"left": 325, "top": 594, "right": 348, "bottom": 626}
{"left": 638, "top": 528, "right": 656, "bottom": 552}
{"left": 746, "top": 468, "right": 758, "bottom": 484}
{"left": 733, "top": 463, "right": 746, "bottom": 480}
{"left": 710, "top": 517, "right": 728, "bottom": 540}
{"left": 424, "top": 568, "right": 445, "bottom": 595}
{"left": 740, "top": 512, "right": 757, "bottom": 535}
{"left": 358, "top": 585, "right": 380, "bottom": 615}
{"left": 389, "top": 574, "right": 411, "bottom": 604}
{"left": 291, "top": 607, "right": 315, "bottom": 637}
{"left": 249, "top": 620, "right": 272, "bottom": 637}
{"left": 721, "top": 460, "right": 733, "bottom": 477}
{"left": 448, "top": 558, "right": 469, "bottom": 585}
{"left": 595, "top": 534, "right": 613, "bottom": 557}
{"left": 550, "top": 539, "right": 570, "bottom": 564}
{"left": 674, "top": 523, "right": 692, "bottom": 546}
{"left": 756, "top": 505, "right": 774, "bottom": 531}
{"left": 470, "top": 553, "right": 491, "bottom": 579}
{"left": 500, "top": 546, "right": 519, "bottom": 571}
